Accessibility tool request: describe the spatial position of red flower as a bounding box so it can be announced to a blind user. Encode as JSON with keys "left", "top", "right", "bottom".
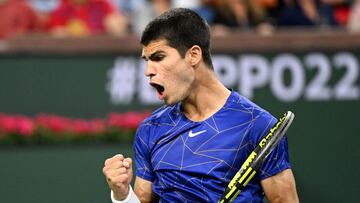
{"left": 89, "top": 119, "right": 106, "bottom": 134}
{"left": 107, "top": 111, "right": 150, "bottom": 130}
{"left": 0, "top": 111, "right": 152, "bottom": 141}
{"left": 36, "top": 114, "right": 71, "bottom": 133}
{"left": 16, "top": 115, "right": 35, "bottom": 136}
{"left": 0, "top": 114, "right": 18, "bottom": 134}
{"left": 71, "top": 119, "right": 91, "bottom": 134}
{"left": 0, "top": 114, "right": 35, "bottom": 136}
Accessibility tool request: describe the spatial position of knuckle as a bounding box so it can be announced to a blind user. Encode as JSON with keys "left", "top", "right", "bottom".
{"left": 125, "top": 158, "right": 132, "bottom": 164}
{"left": 104, "top": 157, "right": 114, "bottom": 166}
{"left": 114, "top": 154, "right": 124, "bottom": 160}
{"left": 102, "top": 167, "right": 107, "bottom": 174}
{"left": 104, "top": 159, "right": 110, "bottom": 166}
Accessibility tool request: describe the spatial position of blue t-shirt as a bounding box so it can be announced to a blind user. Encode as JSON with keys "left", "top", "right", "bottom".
{"left": 134, "top": 91, "right": 291, "bottom": 202}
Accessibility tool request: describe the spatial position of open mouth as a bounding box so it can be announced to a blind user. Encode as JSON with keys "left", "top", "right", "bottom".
{"left": 150, "top": 82, "right": 165, "bottom": 98}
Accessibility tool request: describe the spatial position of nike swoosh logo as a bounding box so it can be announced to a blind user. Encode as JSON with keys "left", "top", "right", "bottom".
{"left": 188, "top": 130, "right": 207, "bottom": 138}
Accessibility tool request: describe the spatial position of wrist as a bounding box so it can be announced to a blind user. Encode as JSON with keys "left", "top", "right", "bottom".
{"left": 111, "top": 185, "right": 140, "bottom": 203}
{"left": 113, "top": 186, "right": 130, "bottom": 201}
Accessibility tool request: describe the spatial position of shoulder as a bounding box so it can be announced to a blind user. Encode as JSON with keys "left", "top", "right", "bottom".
{"left": 226, "top": 91, "right": 276, "bottom": 133}
{"left": 226, "top": 91, "right": 273, "bottom": 119}
{"left": 136, "top": 104, "right": 180, "bottom": 136}
{"left": 142, "top": 104, "right": 179, "bottom": 124}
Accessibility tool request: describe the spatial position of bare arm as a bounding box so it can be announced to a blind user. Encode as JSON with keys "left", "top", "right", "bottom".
{"left": 261, "top": 169, "right": 299, "bottom": 203}
{"left": 299, "top": 0, "right": 320, "bottom": 23}
{"left": 134, "top": 177, "right": 158, "bottom": 203}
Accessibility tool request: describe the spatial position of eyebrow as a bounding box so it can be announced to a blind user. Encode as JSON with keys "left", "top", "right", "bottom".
{"left": 141, "top": 50, "right": 166, "bottom": 61}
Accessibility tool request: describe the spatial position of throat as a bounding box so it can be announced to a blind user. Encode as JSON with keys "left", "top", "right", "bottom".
{"left": 181, "top": 74, "right": 231, "bottom": 122}
{"left": 181, "top": 95, "right": 230, "bottom": 122}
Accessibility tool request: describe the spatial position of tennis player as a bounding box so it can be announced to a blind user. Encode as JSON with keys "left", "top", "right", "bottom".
{"left": 103, "top": 8, "right": 299, "bottom": 203}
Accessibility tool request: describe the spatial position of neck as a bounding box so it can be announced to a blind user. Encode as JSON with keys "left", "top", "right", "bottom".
{"left": 181, "top": 67, "right": 231, "bottom": 122}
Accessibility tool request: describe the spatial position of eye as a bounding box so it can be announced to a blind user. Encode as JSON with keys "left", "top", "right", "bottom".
{"left": 152, "top": 55, "right": 165, "bottom": 61}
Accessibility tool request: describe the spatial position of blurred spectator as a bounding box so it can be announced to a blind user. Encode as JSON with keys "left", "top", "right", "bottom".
{"left": 241, "top": 0, "right": 279, "bottom": 35}
{"left": 273, "top": 0, "right": 351, "bottom": 27}
{"left": 317, "top": 0, "right": 338, "bottom": 25}
{"left": 28, "top": 0, "right": 60, "bottom": 27}
{"left": 328, "top": 0, "right": 351, "bottom": 25}
{"left": 195, "top": 0, "right": 350, "bottom": 31}
{"left": 228, "top": 0, "right": 250, "bottom": 26}
{"left": 348, "top": 0, "right": 360, "bottom": 31}
{"left": 47, "top": 0, "right": 128, "bottom": 37}
{"left": 245, "top": 0, "right": 279, "bottom": 25}
{"left": 111, "top": 0, "right": 145, "bottom": 15}
{"left": 172, "top": 0, "right": 200, "bottom": 9}
{"left": 196, "top": 0, "right": 279, "bottom": 35}
{"left": 131, "top": 0, "right": 172, "bottom": 35}
{"left": 195, "top": 0, "right": 248, "bottom": 36}
{"left": 275, "top": 0, "right": 321, "bottom": 26}
{"left": 0, "top": 0, "right": 42, "bottom": 39}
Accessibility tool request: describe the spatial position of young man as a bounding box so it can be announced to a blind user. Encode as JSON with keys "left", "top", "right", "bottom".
{"left": 103, "top": 8, "right": 299, "bottom": 203}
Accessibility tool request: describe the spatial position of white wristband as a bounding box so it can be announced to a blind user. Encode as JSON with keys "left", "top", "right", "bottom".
{"left": 111, "top": 185, "right": 140, "bottom": 203}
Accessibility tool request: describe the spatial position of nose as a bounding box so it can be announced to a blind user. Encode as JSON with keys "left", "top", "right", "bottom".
{"left": 144, "top": 61, "right": 156, "bottom": 78}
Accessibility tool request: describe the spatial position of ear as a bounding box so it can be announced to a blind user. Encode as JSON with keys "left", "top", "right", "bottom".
{"left": 187, "top": 45, "right": 202, "bottom": 67}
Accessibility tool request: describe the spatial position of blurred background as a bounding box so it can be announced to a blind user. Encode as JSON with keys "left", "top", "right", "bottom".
{"left": 0, "top": 0, "right": 359, "bottom": 202}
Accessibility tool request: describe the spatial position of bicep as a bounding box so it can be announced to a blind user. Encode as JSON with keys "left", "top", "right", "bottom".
{"left": 261, "top": 169, "right": 299, "bottom": 203}
{"left": 134, "top": 176, "right": 158, "bottom": 203}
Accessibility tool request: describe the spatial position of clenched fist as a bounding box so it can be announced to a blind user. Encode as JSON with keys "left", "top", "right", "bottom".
{"left": 103, "top": 154, "right": 133, "bottom": 200}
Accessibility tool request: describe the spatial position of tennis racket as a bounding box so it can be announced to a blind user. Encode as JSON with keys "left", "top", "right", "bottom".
{"left": 218, "top": 111, "right": 295, "bottom": 203}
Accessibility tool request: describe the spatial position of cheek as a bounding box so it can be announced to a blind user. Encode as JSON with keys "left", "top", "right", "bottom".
{"left": 171, "top": 68, "right": 194, "bottom": 94}
{"left": 163, "top": 60, "right": 194, "bottom": 92}
{"left": 178, "top": 64, "right": 195, "bottom": 84}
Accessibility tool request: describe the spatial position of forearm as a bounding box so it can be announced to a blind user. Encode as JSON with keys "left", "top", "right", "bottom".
{"left": 262, "top": 169, "right": 299, "bottom": 203}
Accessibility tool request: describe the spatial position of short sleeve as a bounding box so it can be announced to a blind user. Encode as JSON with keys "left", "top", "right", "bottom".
{"left": 249, "top": 111, "right": 291, "bottom": 180}
{"left": 134, "top": 123, "right": 155, "bottom": 182}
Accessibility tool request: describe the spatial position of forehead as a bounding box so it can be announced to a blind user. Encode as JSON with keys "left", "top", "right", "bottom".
{"left": 142, "top": 39, "right": 172, "bottom": 56}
